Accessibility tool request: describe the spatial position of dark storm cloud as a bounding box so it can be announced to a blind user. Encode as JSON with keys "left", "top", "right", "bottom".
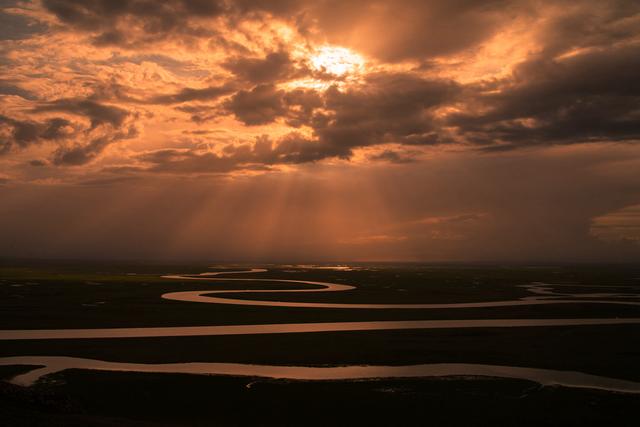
{"left": 40, "top": 0, "right": 317, "bottom": 48}
{"left": 35, "top": 0, "right": 637, "bottom": 160}
{"left": 536, "top": 0, "right": 640, "bottom": 56}
{"left": 52, "top": 125, "right": 138, "bottom": 166}
{"left": 29, "top": 159, "right": 47, "bottom": 167}
{"left": 37, "top": 0, "right": 640, "bottom": 66}
{"left": 450, "top": 44, "right": 640, "bottom": 148}
{"left": 0, "top": 115, "right": 72, "bottom": 154}
{"left": 369, "top": 150, "right": 418, "bottom": 164}
{"left": 134, "top": 126, "right": 426, "bottom": 174}
{"left": 19, "top": 98, "right": 139, "bottom": 166}
{"left": 0, "top": 80, "right": 37, "bottom": 100}
{"left": 39, "top": 0, "right": 514, "bottom": 57}
{"left": 259, "top": 133, "right": 342, "bottom": 164}
{"left": 282, "top": 88, "right": 323, "bottom": 128}
{"left": 32, "top": 99, "right": 130, "bottom": 129}
{"left": 226, "top": 84, "right": 287, "bottom": 125}
{"left": 138, "top": 149, "right": 233, "bottom": 173}
{"left": 174, "top": 104, "right": 222, "bottom": 124}
{"left": 12, "top": 0, "right": 640, "bottom": 167}
{"left": 436, "top": 0, "right": 640, "bottom": 150}
{"left": 223, "top": 50, "right": 300, "bottom": 84}
{"left": 0, "top": 6, "right": 47, "bottom": 40}
{"left": 310, "top": 73, "right": 459, "bottom": 156}
{"left": 302, "top": 0, "right": 513, "bottom": 62}
{"left": 41, "top": 0, "right": 302, "bottom": 32}
{"left": 222, "top": 73, "right": 458, "bottom": 159}
{"left": 299, "top": 0, "right": 638, "bottom": 63}
{"left": 150, "top": 72, "right": 460, "bottom": 170}
{"left": 225, "top": 84, "right": 322, "bottom": 127}
{"left": 149, "top": 84, "right": 235, "bottom": 105}
{"left": 133, "top": 132, "right": 340, "bottom": 174}
{"left": 42, "top": 0, "right": 227, "bottom": 46}
{"left": 42, "top": 0, "right": 227, "bottom": 27}
{"left": 135, "top": 147, "right": 271, "bottom": 174}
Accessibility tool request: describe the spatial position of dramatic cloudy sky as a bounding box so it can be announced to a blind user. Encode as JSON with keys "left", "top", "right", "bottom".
{"left": 1, "top": 0, "right": 639, "bottom": 262}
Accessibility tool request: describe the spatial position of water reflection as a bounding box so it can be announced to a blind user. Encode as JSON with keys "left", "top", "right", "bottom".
{"left": 2, "top": 356, "right": 639, "bottom": 394}
{"left": 2, "top": 318, "right": 640, "bottom": 340}
{"left": 161, "top": 270, "right": 640, "bottom": 310}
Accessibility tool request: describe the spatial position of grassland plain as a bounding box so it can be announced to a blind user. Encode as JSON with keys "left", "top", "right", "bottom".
{"left": 1, "top": 261, "right": 639, "bottom": 426}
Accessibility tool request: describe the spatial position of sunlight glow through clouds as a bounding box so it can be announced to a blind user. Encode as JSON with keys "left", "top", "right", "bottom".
{"left": 1, "top": 1, "right": 639, "bottom": 261}
{"left": 310, "top": 46, "right": 365, "bottom": 76}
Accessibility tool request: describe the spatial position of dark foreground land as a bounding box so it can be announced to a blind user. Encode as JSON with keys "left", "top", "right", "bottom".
{"left": 1, "top": 261, "right": 640, "bottom": 426}
{"left": 2, "top": 369, "right": 639, "bottom": 427}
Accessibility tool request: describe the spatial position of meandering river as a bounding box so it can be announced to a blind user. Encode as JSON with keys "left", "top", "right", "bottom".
{"left": 160, "top": 270, "right": 640, "bottom": 309}
{"left": 2, "top": 356, "right": 640, "bottom": 393}
{"left": 2, "top": 267, "right": 639, "bottom": 391}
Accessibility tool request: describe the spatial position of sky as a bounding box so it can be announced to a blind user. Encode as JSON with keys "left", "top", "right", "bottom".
{"left": 1, "top": 0, "right": 639, "bottom": 262}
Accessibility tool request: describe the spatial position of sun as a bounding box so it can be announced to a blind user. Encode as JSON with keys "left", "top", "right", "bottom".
{"left": 310, "top": 46, "right": 365, "bottom": 77}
